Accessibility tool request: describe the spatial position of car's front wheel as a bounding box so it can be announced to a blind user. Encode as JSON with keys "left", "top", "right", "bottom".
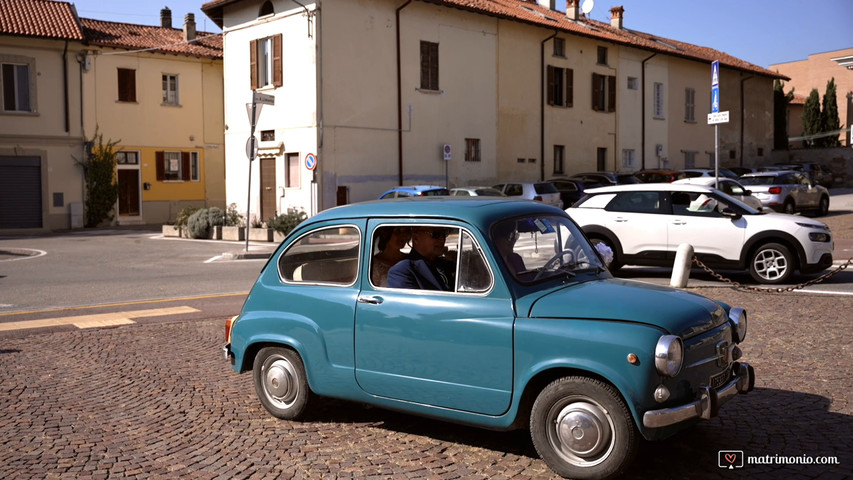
{"left": 530, "top": 376, "right": 637, "bottom": 480}
{"left": 253, "top": 347, "right": 313, "bottom": 420}
{"left": 749, "top": 242, "right": 794, "bottom": 284}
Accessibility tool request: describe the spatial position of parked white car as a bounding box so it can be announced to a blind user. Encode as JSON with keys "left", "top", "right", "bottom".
{"left": 492, "top": 181, "right": 563, "bottom": 208}
{"left": 674, "top": 177, "right": 763, "bottom": 210}
{"left": 567, "top": 183, "right": 834, "bottom": 284}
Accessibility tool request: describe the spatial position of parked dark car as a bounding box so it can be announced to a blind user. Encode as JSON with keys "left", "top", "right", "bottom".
{"left": 379, "top": 185, "right": 449, "bottom": 199}
{"left": 776, "top": 163, "right": 835, "bottom": 188}
{"left": 569, "top": 171, "right": 640, "bottom": 186}
{"left": 547, "top": 178, "right": 596, "bottom": 207}
{"left": 634, "top": 169, "right": 688, "bottom": 183}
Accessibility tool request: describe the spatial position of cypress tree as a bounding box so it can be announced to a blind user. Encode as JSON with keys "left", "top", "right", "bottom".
{"left": 801, "top": 89, "right": 821, "bottom": 148}
{"left": 822, "top": 77, "right": 841, "bottom": 147}
{"left": 773, "top": 79, "right": 793, "bottom": 150}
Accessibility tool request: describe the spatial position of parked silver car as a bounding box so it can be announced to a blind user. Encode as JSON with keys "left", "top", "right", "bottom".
{"left": 492, "top": 181, "right": 563, "bottom": 208}
{"left": 738, "top": 171, "right": 830, "bottom": 216}
{"left": 674, "top": 177, "right": 764, "bottom": 211}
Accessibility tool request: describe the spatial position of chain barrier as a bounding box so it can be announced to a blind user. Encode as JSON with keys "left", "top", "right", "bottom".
{"left": 691, "top": 256, "right": 852, "bottom": 293}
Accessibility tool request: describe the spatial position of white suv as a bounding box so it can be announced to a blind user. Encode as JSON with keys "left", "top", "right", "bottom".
{"left": 567, "top": 183, "right": 834, "bottom": 284}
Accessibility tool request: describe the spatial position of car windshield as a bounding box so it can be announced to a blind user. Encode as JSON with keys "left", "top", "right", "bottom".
{"left": 534, "top": 183, "right": 559, "bottom": 194}
{"left": 707, "top": 189, "right": 761, "bottom": 215}
{"left": 491, "top": 215, "right": 606, "bottom": 284}
{"left": 421, "top": 188, "right": 450, "bottom": 196}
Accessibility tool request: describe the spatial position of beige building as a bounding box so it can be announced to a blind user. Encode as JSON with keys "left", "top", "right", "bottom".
{"left": 0, "top": 0, "right": 224, "bottom": 233}
{"left": 770, "top": 47, "right": 853, "bottom": 147}
{"left": 202, "top": 0, "right": 783, "bottom": 218}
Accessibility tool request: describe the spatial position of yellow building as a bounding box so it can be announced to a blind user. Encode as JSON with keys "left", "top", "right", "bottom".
{"left": 0, "top": 0, "right": 224, "bottom": 233}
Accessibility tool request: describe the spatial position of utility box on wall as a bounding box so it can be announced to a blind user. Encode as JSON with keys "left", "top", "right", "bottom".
{"left": 69, "top": 202, "right": 84, "bottom": 229}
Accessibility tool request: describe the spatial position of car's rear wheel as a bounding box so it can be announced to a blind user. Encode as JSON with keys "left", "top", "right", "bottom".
{"left": 749, "top": 242, "right": 794, "bottom": 284}
{"left": 816, "top": 196, "right": 829, "bottom": 216}
{"left": 783, "top": 199, "right": 796, "bottom": 215}
{"left": 253, "top": 347, "right": 313, "bottom": 420}
{"left": 589, "top": 237, "right": 621, "bottom": 272}
{"left": 530, "top": 376, "right": 638, "bottom": 480}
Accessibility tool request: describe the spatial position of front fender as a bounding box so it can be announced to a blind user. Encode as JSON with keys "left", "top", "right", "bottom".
{"left": 514, "top": 318, "right": 665, "bottom": 437}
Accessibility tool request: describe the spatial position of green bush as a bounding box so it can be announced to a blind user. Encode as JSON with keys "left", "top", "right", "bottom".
{"left": 224, "top": 203, "right": 244, "bottom": 227}
{"left": 207, "top": 206, "right": 225, "bottom": 227}
{"left": 76, "top": 129, "right": 119, "bottom": 227}
{"left": 267, "top": 208, "right": 308, "bottom": 235}
{"left": 176, "top": 206, "right": 201, "bottom": 228}
{"left": 187, "top": 208, "right": 213, "bottom": 238}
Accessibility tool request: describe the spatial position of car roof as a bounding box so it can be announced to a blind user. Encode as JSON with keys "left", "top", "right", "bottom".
{"left": 301, "top": 197, "right": 564, "bottom": 228}
{"left": 673, "top": 177, "right": 739, "bottom": 186}
{"left": 739, "top": 170, "right": 798, "bottom": 177}
{"left": 389, "top": 185, "right": 446, "bottom": 191}
{"left": 584, "top": 183, "right": 716, "bottom": 195}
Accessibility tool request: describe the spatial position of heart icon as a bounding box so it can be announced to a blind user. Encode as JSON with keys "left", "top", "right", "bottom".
{"left": 725, "top": 453, "right": 737, "bottom": 464}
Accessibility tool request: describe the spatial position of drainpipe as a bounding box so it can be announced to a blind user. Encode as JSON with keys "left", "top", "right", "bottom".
{"left": 396, "top": 1, "right": 413, "bottom": 186}
{"left": 740, "top": 74, "right": 753, "bottom": 167}
{"left": 540, "top": 31, "right": 558, "bottom": 182}
{"left": 641, "top": 52, "right": 656, "bottom": 170}
{"left": 63, "top": 40, "right": 70, "bottom": 133}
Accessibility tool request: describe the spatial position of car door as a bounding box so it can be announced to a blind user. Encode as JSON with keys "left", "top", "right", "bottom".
{"left": 599, "top": 191, "right": 669, "bottom": 260}
{"left": 354, "top": 220, "right": 515, "bottom": 415}
{"left": 794, "top": 173, "right": 821, "bottom": 209}
{"left": 667, "top": 191, "right": 746, "bottom": 261}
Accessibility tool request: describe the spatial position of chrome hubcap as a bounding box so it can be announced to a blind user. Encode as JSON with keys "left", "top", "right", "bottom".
{"left": 549, "top": 400, "right": 613, "bottom": 466}
{"left": 264, "top": 357, "right": 298, "bottom": 407}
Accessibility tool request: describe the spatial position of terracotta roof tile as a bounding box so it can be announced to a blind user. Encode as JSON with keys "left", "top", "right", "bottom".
{"left": 81, "top": 18, "right": 222, "bottom": 59}
{"left": 0, "top": 0, "right": 84, "bottom": 40}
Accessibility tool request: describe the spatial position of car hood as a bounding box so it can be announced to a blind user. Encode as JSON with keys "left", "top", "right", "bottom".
{"left": 527, "top": 278, "right": 727, "bottom": 338}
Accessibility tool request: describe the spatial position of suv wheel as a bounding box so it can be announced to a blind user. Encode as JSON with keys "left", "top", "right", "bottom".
{"left": 783, "top": 200, "right": 796, "bottom": 215}
{"left": 749, "top": 242, "right": 794, "bottom": 284}
{"left": 816, "top": 196, "right": 829, "bottom": 217}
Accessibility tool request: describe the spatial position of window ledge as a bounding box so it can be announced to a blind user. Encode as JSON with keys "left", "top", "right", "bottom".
{"left": 161, "top": 103, "right": 182, "bottom": 107}
{"left": 416, "top": 88, "right": 443, "bottom": 95}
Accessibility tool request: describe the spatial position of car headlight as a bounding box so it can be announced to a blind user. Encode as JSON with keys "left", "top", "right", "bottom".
{"left": 654, "top": 335, "right": 683, "bottom": 377}
{"left": 728, "top": 308, "right": 747, "bottom": 343}
{"left": 808, "top": 232, "right": 831, "bottom": 242}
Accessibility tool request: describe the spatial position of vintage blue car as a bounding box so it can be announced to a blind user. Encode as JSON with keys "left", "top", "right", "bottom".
{"left": 224, "top": 197, "right": 754, "bottom": 479}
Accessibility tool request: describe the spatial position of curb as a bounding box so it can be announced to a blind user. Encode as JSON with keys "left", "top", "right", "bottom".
{"left": 222, "top": 249, "right": 275, "bottom": 260}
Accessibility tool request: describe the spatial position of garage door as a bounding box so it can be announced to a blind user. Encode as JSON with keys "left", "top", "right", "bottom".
{"left": 0, "top": 156, "right": 42, "bottom": 228}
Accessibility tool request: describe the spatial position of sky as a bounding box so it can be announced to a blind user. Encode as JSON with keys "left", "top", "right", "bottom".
{"left": 67, "top": 0, "right": 852, "bottom": 68}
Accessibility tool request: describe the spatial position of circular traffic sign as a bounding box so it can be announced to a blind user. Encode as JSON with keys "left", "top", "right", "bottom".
{"left": 305, "top": 153, "right": 317, "bottom": 171}
{"left": 245, "top": 135, "right": 258, "bottom": 161}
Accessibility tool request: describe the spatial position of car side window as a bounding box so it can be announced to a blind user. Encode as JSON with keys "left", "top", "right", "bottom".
{"left": 506, "top": 184, "right": 523, "bottom": 196}
{"left": 672, "top": 192, "right": 726, "bottom": 218}
{"left": 606, "top": 192, "right": 661, "bottom": 214}
{"left": 279, "top": 226, "right": 360, "bottom": 285}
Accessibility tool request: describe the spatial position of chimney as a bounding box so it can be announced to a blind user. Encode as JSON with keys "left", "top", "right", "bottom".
{"left": 183, "top": 13, "right": 196, "bottom": 42}
{"left": 566, "top": 0, "right": 579, "bottom": 20}
{"left": 536, "top": 0, "right": 556, "bottom": 11}
{"left": 160, "top": 7, "right": 172, "bottom": 28}
{"left": 610, "top": 6, "right": 624, "bottom": 29}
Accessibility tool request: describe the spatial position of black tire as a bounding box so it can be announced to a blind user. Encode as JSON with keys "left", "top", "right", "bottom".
{"left": 749, "top": 242, "right": 794, "bottom": 284}
{"left": 816, "top": 196, "right": 829, "bottom": 217}
{"left": 783, "top": 199, "right": 796, "bottom": 215}
{"left": 589, "top": 237, "right": 621, "bottom": 272}
{"left": 253, "top": 347, "right": 313, "bottom": 420}
{"left": 530, "top": 376, "right": 638, "bottom": 480}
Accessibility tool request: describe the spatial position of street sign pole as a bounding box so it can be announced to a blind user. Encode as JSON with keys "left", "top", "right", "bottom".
{"left": 243, "top": 93, "right": 275, "bottom": 251}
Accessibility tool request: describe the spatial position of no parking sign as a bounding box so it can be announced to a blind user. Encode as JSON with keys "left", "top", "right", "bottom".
{"left": 305, "top": 153, "right": 317, "bottom": 171}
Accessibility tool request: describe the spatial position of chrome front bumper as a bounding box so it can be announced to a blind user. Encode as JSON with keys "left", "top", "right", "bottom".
{"left": 223, "top": 343, "right": 235, "bottom": 365}
{"left": 643, "top": 362, "right": 755, "bottom": 429}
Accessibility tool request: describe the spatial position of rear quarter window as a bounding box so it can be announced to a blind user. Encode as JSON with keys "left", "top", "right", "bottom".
{"left": 278, "top": 226, "right": 360, "bottom": 285}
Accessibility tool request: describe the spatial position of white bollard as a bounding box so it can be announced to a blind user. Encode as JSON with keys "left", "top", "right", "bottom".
{"left": 670, "top": 243, "right": 694, "bottom": 288}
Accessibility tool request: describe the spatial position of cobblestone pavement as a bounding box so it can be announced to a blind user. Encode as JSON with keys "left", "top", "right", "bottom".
{"left": 0, "top": 285, "right": 850, "bottom": 479}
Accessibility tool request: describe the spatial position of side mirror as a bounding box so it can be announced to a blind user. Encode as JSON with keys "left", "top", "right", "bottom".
{"left": 721, "top": 207, "right": 742, "bottom": 220}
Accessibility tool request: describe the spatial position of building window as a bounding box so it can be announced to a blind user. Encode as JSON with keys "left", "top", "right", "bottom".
{"left": 465, "top": 138, "right": 481, "bottom": 162}
{"left": 259, "top": 0, "right": 274, "bottom": 17}
{"left": 547, "top": 66, "right": 573, "bottom": 107}
{"left": 260, "top": 129, "right": 275, "bottom": 141}
{"left": 621, "top": 149, "right": 635, "bottom": 170}
{"left": 156, "top": 151, "right": 189, "bottom": 181}
{"left": 592, "top": 73, "right": 616, "bottom": 112}
{"left": 190, "top": 152, "right": 200, "bottom": 181}
{"left": 162, "top": 74, "right": 179, "bottom": 105}
{"left": 1, "top": 62, "right": 32, "bottom": 112}
{"left": 250, "top": 35, "right": 282, "bottom": 90}
{"left": 285, "top": 152, "right": 300, "bottom": 188}
{"left": 553, "top": 145, "right": 565, "bottom": 174}
{"left": 653, "top": 82, "right": 664, "bottom": 118}
{"left": 597, "top": 46, "right": 608, "bottom": 65}
{"left": 683, "top": 150, "right": 697, "bottom": 169}
{"left": 627, "top": 76, "right": 638, "bottom": 90}
{"left": 684, "top": 88, "right": 695, "bottom": 122}
{"left": 420, "top": 41, "right": 439, "bottom": 91}
{"left": 116, "top": 151, "right": 139, "bottom": 165}
{"left": 117, "top": 68, "right": 136, "bottom": 102}
{"left": 517, "top": 158, "right": 526, "bottom": 164}
{"left": 596, "top": 148, "right": 607, "bottom": 171}
{"left": 553, "top": 38, "right": 565, "bottom": 57}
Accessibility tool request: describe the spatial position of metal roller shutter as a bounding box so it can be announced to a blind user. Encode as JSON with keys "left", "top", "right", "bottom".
{"left": 0, "top": 156, "right": 42, "bottom": 228}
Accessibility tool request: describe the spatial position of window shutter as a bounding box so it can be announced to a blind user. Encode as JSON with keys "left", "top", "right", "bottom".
{"left": 592, "top": 73, "right": 602, "bottom": 111}
{"left": 546, "top": 66, "right": 556, "bottom": 105}
{"left": 566, "top": 68, "right": 574, "bottom": 107}
{"left": 249, "top": 39, "right": 258, "bottom": 90}
{"left": 607, "top": 75, "right": 616, "bottom": 112}
{"left": 273, "top": 34, "right": 283, "bottom": 87}
{"left": 181, "top": 152, "right": 191, "bottom": 181}
{"left": 155, "top": 151, "right": 165, "bottom": 181}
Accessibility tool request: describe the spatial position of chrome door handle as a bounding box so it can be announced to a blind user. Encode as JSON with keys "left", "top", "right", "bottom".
{"left": 357, "top": 296, "right": 383, "bottom": 305}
